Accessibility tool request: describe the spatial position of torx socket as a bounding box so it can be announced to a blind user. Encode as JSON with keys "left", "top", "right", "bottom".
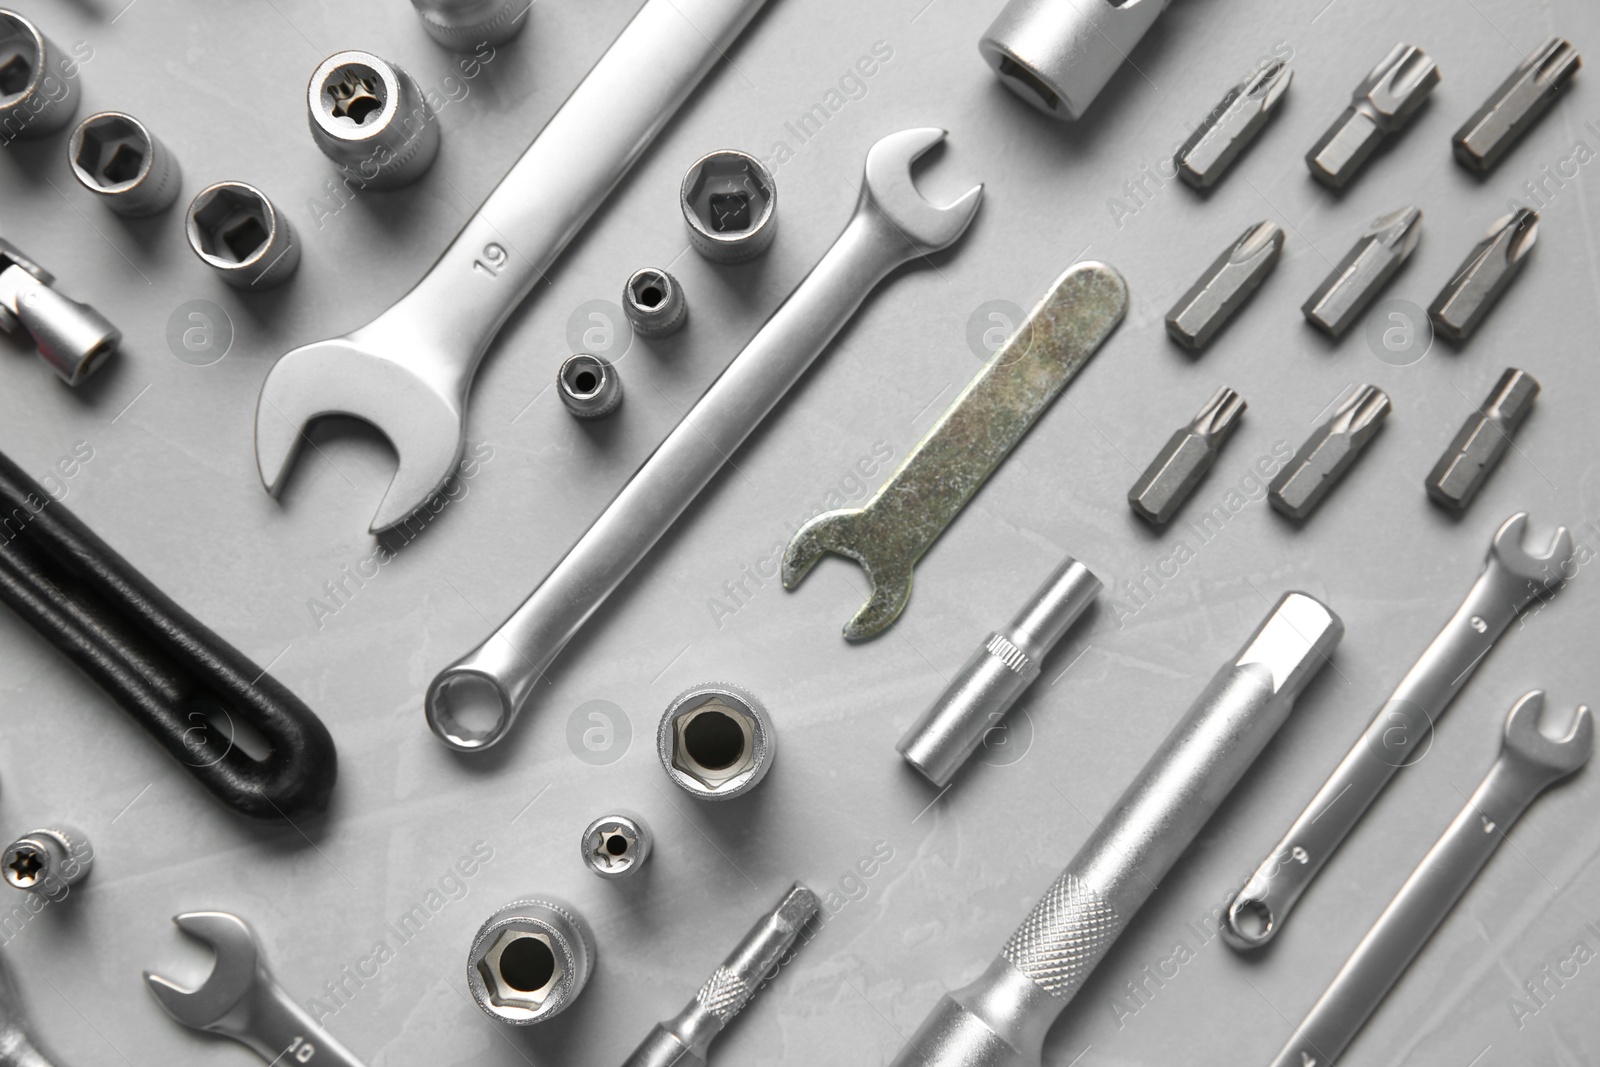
{"left": 0, "top": 238, "right": 120, "bottom": 386}
{"left": 410, "top": 0, "right": 528, "bottom": 48}
{"left": 681, "top": 150, "right": 776, "bottom": 263}
{"left": 556, "top": 353, "right": 622, "bottom": 418}
{"left": 1176, "top": 60, "right": 1293, "bottom": 189}
{"left": 1270, "top": 385, "right": 1391, "bottom": 520}
{"left": 886, "top": 592, "right": 1343, "bottom": 1067}
{"left": 185, "top": 182, "right": 300, "bottom": 290}
{"left": 1425, "top": 368, "right": 1539, "bottom": 511}
{"left": 308, "top": 50, "right": 439, "bottom": 191}
{"left": 580, "top": 812, "right": 652, "bottom": 880}
{"left": 1166, "top": 221, "right": 1283, "bottom": 349}
{"left": 0, "top": 10, "right": 79, "bottom": 141}
{"left": 1428, "top": 208, "right": 1537, "bottom": 343}
{"left": 898, "top": 556, "right": 1100, "bottom": 788}
{"left": 1307, "top": 43, "right": 1439, "bottom": 188}
{"left": 1454, "top": 38, "right": 1580, "bottom": 174}
{"left": 2, "top": 827, "right": 92, "bottom": 895}
{"left": 68, "top": 111, "right": 183, "bottom": 217}
{"left": 978, "top": 0, "right": 1171, "bottom": 121}
{"left": 1129, "top": 386, "right": 1247, "bottom": 526}
{"left": 1303, "top": 205, "right": 1421, "bottom": 338}
{"left": 467, "top": 898, "right": 594, "bottom": 1025}
{"left": 624, "top": 267, "right": 687, "bottom": 338}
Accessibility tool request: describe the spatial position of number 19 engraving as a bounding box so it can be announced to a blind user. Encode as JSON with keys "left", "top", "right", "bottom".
{"left": 473, "top": 243, "right": 508, "bottom": 278}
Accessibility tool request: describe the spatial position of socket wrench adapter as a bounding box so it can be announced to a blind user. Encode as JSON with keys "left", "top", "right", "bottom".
{"left": 2, "top": 826, "right": 92, "bottom": 896}
{"left": 979, "top": 0, "right": 1171, "bottom": 121}
{"left": 0, "top": 238, "right": 120, "bottom": 386}
{"left": 0, "top": 10, "right": 78, "bottom": 141}
{"left": 186, "top": 182, "right": 299, "bottom": 290}
{"left": 410, "top": 0, "right": 528, "bottom": 49}
{"left": 467, "top": 898, "right": 595, "bottom": 1025}
{"left": 659, "top": 683, "right": 774, "bottom": 801}
{"left": 887, "top": 593, "right": 1343, "bottom": 1067}
{"left": 308, "top": 50, "right": 439, "bottom": 190}
{"left": 68, "top": 111, "right": 182, "bottom": 216}
{"left": 682, "top": 150, "right": 776, "bottom": 263}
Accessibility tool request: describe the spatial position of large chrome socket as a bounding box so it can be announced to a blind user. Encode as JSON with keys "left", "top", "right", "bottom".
{"left": 185, "top": 182, "right": 300, "bottom": 290}
{"left": 308, "top": 50, "right": 440, "bottom": 191}
{"left": 979, "top": 0, "right": 1171, "bottom": 121}
{"left": 0, "top": 10, "right": 79, "bottom": 141}
{"left": 467, "top": 898, "right": 594, "bottom": 1025}
{"left": 410, "top": 0, "right": 528, "bottom": 48}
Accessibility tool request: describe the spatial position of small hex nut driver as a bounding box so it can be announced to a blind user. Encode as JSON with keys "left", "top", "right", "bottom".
{"left": 1453, "top": 38, "right": 1580, "bottom": 173}
{"left": 1129, "top": 386, "right": 1247, "bottom": 526}
{"left": 1428, "top": 208, "right": 1537, "bottom": 342}
{"left": 1426, "top": 367, "right": 1539, "bottom": 510}
{"left": 1270, "top": 385, "right": 1391, "bottom": 520}
{"left": 1166, "top": 222, "right": 1283, "bottom": 350}
{"left": 0, "top": 238, "right": 120, "bottom": 386}
{"left": 1307, "top": 43, "right": 1439, "bottom": 188}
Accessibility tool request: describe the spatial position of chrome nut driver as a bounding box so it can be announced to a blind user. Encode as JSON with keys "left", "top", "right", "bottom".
{"left": 254, "top": 0, "right": 773, "bottom": 534}
{"left": 146, "top": 912, "right": 366, "bottom": 1067}
{"left": 1222, "top": 512, "right": 1572, "bottom": 950}
{"left": 426, "top": 129, "right": 982, "bottom": 750}
{"left": 1269, "top": 691, "right": 1591, "bottom": 1067}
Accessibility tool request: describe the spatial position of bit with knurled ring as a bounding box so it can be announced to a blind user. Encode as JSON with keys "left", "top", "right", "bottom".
{"left": 1428, "top": 208, "right": 1537, "bottom": 342}
{"left": 1307, "top": 43, "right": 1439, "bottom": 188}
{"left": 1425, "top": 367, "right": 1539, "bottom": 510}
{"left": 1453, "top": 38, "right": 1580, "bottom": 174}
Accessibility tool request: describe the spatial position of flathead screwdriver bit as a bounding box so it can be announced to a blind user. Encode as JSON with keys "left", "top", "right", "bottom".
{"left": 1454, "top": 38, "right": 1581, "bottom": 174}
{"left": 1129, "top": 387, "right": 1247, "bottom": 526}
{"left": 1303, "top": 206, "right": 1422, "bottom": 338}
{"left": 1270, "top": 385, "right": 1391, "bottom": 520}
{"left": 1167, "top": 221, "right": 1284, "bottom": 349}
{"left": 1429, "top": 208, "right": 1538, "bottom": 342}
{"left": 1176, "top": 60, "right": 1294, "bottom": 189}
{"left": 1426, "top": 368, "right": 1539, "bottom": 510}
{"left": 1308, "top": 43, "right": 1440, "bottom": 188}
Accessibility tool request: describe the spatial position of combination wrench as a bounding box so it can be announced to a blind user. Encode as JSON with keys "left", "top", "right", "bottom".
{"left": 146, "top": 912, "right": 365, "bottom": 1067}
{"left": 1268, "top": 691, "right": 1591, "bottom": 1067}
{"left": 254, "top": 0, "right": 773, "bottom": 534}
{"left": 1222, "top": 512, "right": 1572, "bottom": 949}
{"left": 426, "top": 128, "right": 983, "bottom": 750}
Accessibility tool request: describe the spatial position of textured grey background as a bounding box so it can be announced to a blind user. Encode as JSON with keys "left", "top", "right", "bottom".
{"left": 1, "top": 0, "right": 1598, "bottom": 1064}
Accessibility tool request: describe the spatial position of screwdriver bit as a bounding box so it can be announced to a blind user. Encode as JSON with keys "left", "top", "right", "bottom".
{"left": 1303, "top": 206, "right": 1422, "bottom": 338}
{"left": 1308, "top": 44, "right": 1440, "bottom": 188}
{"left": 1270, "top": 385, "right": 1391, "bottom": 520}
{"left": 1176, "top": 60, "right": 1294, "bottom": 189}
{"left": 1454, "top": 38, "right": 1581, "bottom": 174}
{"left": 1426, "top": 368, "right": 1539, "bottom": 510}
{"left": 1429, "top": 208, "right": 1538, "bottom": 342}
{"left": 1129, "top": 387, "right": 1247, "bottom": 526}
{"left": 1167, "top": 222, "right": 1284, "bottom": 349}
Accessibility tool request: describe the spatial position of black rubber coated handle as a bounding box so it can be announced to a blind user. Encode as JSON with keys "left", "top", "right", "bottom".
{"left": 0, "top": 451, "right": 335, "bottom": 820}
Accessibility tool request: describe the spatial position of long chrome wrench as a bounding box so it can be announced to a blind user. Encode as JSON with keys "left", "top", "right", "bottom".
{"left": 425, "top": 129, "right": 982, "bottom": 750}
{"left": 1222, "top": 513, "right": 1572, "bottom": 950}
{"left": 254, "top": 0, "right": 774, "bottom": 534}
{"left": 1268, "top": 691, "right": 1591, "bottom": 1067}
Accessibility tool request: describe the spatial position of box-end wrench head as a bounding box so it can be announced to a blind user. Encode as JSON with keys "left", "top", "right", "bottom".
{"left": 145, "top": 912, "right": 365, "bottom": 1066}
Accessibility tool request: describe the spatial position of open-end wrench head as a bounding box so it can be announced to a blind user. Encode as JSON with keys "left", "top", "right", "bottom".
{"left": 1488, "top": 511, "right": 1573, "bottom": 589}
{"left": 144, "top": 912, "right": 261, "bottom": 1029}
{"left": 780, "top": 508, "right": 910, "bottom": 641}
{"left": 254, "top": 333, "right": 466, "bottom": 535}
{"left": 860, "top": 128, "right": 983, "bottom": 255}
{"left": 1500, "top": 690, "right": 1593, "bottom": 781}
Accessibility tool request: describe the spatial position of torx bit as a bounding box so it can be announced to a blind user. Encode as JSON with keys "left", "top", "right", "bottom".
{"left": 1270, "top": 385, "right": 1391, "bottom": 520}
{"left": 1166, "top": 222, "right": 1284, "bottom": 349}
{"left": 1176, "top": 60, "right": 1293, "bottom": 188}
{"left": 622, "top": 883, "right": 819, "bottom": 1066}
{"left": 1454, "top": 38, "right": 1581, "bottom": 173}
{"left": 1428, "top": 208, "right": 1538, "bottom": 342}
{"left": 1303, "top": 205, "right": 1422, "bottom": 338}
{"left": 1426, "top": 368, "right": 1540, "bottom": 510}
{"left": 1307, "top": 43, "right": 1440, "bottom": 188}
{"left": 1129, "top": 387, "right": 1247, "bottom": 526}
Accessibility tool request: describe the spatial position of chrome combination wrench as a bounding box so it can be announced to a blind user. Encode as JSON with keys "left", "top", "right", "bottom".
{"left": 146, "top": 912, "right": 366, "bottom": 1067}
{"left": 254, "top": 0, "right": 773, "bottom": 533}
{"left": 1222, "top": 512, "right": 1572, "bottom": 949}
{"left": 1269, "top": 690, "right": 1592, "bottom": 1067}
{"left": 425, "top": 128, "right": 983, "bottom": 751}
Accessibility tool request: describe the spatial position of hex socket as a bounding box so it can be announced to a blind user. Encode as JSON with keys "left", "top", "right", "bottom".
{"left": 307, "top": 50, "right": 439, "bottom": 191}
{"left": 185, "top": 182, "right": 299, "bottom": 290}
{"left": 658, "top": 683, "right": 774, "bottom": 800}
{"left": 467, "top": 898, "right": 595, "bottom": 1025}
{"left": 0, "top": 10, "right": 79, "bottom": 141}
{"left": 410, "top": 0, "right": 528, "bottom": 48}
{"left": 557, "top": 353, "right": 622, "bottom": 418}
{"left": 978, "top": 0, "right": 1171, "bottom": 121}
{"left": 69, "top": 111, "right": 183, "bottom": 216}
{"left": 681, "top": 150, "right": 776, "bottom": 263}
{"left": 623, "top": 267, "right": 687, "bottom": 338}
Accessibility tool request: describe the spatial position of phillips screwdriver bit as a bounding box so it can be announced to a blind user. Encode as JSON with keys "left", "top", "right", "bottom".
{"left": 1270, "top": 385, "right": 1391, "bottom": 520}
{"left": 1454, "top": 38, "right": 1581, "bottom": 174}
{"left": 1426, "top": 368, "right": 1540, "bottom": 510}
{"left": 1308, "top": 43, "right": 1440, "bottom": 188}
{"left": 1167, "top": 221, "right": 1284, "bottom": 349}
{"left": 1303, "top": 205, "right": 1422, "bottom": 338}
{"left": 1429, "top": 208, "right": 1538, "bottom": 342}
{"left": 1177, "top": 60, "right": 1293, "bottom": 189}
{"left": 1129, "top": 387, "right": 1247, "bottom": 526}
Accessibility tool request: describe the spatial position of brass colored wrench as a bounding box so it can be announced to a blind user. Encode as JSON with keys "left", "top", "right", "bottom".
{"left": 781, "top": 262, "right": 1128, "bottom": 640}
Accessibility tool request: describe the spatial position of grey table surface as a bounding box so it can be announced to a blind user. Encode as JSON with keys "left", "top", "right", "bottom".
{"left": 2, "top": 0, "right": 1599, "bottom": 1064}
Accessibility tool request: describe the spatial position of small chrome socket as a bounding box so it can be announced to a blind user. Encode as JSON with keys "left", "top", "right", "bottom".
{"left": 2, "top": 826, "right": 92, "bottom": 895}
{"left": 467, "top": 898, "right": 594, "bottom": 1025}
{"left": 580, "top": 813, "right": 652, "bottom": 880}
{"left": 185, "top": 181, "right": 299, "bottom": 290}
{"left": 410, "top": 0, "right": 528, "bottom": 49}
{"left": 68, "top": 112, "right": 182, "bottom": 217}
{"left": 658, "top": 683, "right": 774, "bottom": 801}
{"left": 0, "top": 10, "right": 79, "bottom": 141}
{"left": 557, "top": 353, "right": 622, "bottom": 419}
{"left": 681, "top": 150, "right": 777, "bottom": 263}
{"left": 623, "top": 268, "right": 687, "bottom": 338}
{"left": 308, "top": 50, "right": 440, "bottom": 191}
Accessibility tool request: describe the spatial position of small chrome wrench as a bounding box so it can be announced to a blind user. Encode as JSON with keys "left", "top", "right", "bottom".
{"left": 255, "top": 0, "right": 773, "bottom": 533}
{"left": 425, "top": 129, "right": 982, "bottom": 750}
{"left": 1268, "top": 691, "right": 1592, "bottom": 1067}
{"left": 146, "top": 912, "right": 366, "bottom": 1067}
{"left": 782, "top": 262, "right": 1127, "bottom": 640}
{"left": 1223, "top": 512, "right": 1572, "bottom": 949}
